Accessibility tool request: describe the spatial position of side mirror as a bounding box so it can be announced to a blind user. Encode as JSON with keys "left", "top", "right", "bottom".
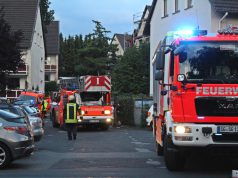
{"left": 179, "top": 52, "right": 187, "bottom": 63}
{"left": 174, "top": 45, "right": 187, "bottom": 63}
{"left": 174, "top": 45, "right": 185, "bottom": 55}
{"left": 155, "top": 51, "right": 164, "bottom": 70}
{"left": 155, "top": 70, "right": 164, "bottom": 81}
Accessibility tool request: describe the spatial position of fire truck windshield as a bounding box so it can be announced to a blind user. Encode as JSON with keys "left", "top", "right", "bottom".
{"left": 179, "top": 41, "right": 238, "bottom": 84}
{"left": 80, "top": 92, "right": 105, "bottom": 106}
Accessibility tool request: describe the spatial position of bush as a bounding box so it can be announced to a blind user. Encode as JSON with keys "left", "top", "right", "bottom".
{"left": 115, "top": 95, "right": 134, "bottom": 126}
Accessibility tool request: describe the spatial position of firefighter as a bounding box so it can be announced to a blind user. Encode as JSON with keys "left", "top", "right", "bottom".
{"left": 41, "top": 98, "right": 48, "bottom": 120}
{"left": 64, "top": 95, "right": 79, "bottom": 140}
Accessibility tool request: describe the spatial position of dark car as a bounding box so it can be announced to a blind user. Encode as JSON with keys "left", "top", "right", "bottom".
{"left": 0, "top": 110, "right": 34, "bottom": 168}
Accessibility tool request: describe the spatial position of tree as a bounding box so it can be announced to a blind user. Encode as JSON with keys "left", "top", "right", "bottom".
{"left": 40, "top": 0, "right": 54, "bottom": 32}
{"left": 0, "top": 8, "right": 23, "bottom": 96}
{"left": 59, "top": 20, "right": 115, "bottom": 77}
{"left": 112, "top": 43, "right": 150, "bottom": 95}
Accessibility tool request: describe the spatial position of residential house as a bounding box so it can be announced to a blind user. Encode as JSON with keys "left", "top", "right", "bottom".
{"left": 45, "top": 21, "right": 59, "bottom": 82}
{"left": 134, "top": 5, "right": 151, "bottom": 47}
{"left": 0, "top": 0, "right": 45, "bottom": 97}
{"left": 149, "top": 0, "right": 238, "bottom": 95}
{"left": 111, "top": 33, "right": 133, "bottom": 56}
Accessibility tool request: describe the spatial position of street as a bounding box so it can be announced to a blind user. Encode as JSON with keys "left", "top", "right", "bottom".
{"left": 0, "top": 117, "right": 235, "bottom": 178}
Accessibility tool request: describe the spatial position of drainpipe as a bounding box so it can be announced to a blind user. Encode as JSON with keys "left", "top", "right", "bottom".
{"left": 219, "top": 12, "right": 228, "bottom": 30}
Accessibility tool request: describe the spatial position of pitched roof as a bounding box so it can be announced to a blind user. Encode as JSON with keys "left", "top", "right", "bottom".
{"left": 210, "top": 0, "right": 238, "bottom": 14}
{"left": 112, "top": 33, "right": 132, "bottom": 50}
{"left": 144, "top": 0, "right": 157, "bottom": 36}
{"left": 45, "top": 21, "right": 59, "bottom": 55}
{"left": 0, "top": 0, "right": 39, "bottom": 49}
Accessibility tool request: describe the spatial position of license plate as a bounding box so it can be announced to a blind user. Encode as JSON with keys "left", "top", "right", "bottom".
{"left": 217, "top": 125, "right": 238, "bottom": 133}
{"left": 90, "top": 120, "right": 99, "bottom": 123}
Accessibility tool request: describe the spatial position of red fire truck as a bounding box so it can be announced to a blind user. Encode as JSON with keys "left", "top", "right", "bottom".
{"left": 50, "top": 77, "right": 78, "bottom": 128}
{"left": 153, "top": 27, "right": 238, "bottom": 170}
{"left": 76, "top": 75, "right": 113, "bottom": 130}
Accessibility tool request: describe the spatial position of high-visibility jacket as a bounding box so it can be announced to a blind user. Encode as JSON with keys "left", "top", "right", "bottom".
{"left": 65, "top": 103, "right": 78, "bottom": 124}
{"left": 41, "top": 100, "right": 48, "bottom": 112}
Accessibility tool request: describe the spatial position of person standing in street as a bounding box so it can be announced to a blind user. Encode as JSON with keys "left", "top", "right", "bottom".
{"left": 64, "top": 95, "right": 79, "bottom": 140}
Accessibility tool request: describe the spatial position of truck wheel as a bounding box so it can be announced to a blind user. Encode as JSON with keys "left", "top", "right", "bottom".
{"left": 164, "top": 134, "right": 185, "bottom": 171}
{"left": 0, "top": 143, "right": 11, "bottom": 169}
{"left": 156, "top": 141, "right": 163, "bottom": 156}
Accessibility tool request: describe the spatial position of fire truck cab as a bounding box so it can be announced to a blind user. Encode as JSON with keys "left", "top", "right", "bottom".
{"left": 76, "top": 75, "right": 113, "bottom": 130}
{"left": 153, "top": 27, "right": 238, "bottom": 171}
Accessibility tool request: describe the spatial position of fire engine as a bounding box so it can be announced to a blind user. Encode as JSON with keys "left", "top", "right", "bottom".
{"left": 153, "top": 27, "right": 238, "bottom": 170}
{"left": 50, "top": 77, "right": 78, "bottom": 128}
{"left": 76, "top": 75, "right": 113, "bottom": 130}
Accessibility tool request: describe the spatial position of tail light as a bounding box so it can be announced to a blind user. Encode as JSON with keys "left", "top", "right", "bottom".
{"left": 4, "top": 126, "right": 28, "bottom": 135}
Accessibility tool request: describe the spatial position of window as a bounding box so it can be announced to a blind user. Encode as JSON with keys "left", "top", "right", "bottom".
{"left": 163, "top": 0, "right": 168, "bottom": 17}
{"left": 174, "top": 0, "right": 179, "bottom": 13}
{"left": 45, "top": 74, "right": 50, "bottom": 82}
{"left": 186, "top": 0, "right": 193, "bottom": 9}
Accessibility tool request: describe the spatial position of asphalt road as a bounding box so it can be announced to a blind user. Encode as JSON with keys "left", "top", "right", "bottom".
{"left": 0, "top": 118, "right": 236, "bottom": 178}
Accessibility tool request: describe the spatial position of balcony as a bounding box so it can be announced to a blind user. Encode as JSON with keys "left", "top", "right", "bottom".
{"left": 45, "top": 65, "right": 57, "bottom": 73}
{"left": 10, "top": 64, "right": 29, "bottom": 76}
{"left": 6, "top": 89, "right": 22, "bottom": 99}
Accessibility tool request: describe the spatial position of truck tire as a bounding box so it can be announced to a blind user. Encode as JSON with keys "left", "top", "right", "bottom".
{"left": 164, "top": 134, "right": 185, "bottom": 171}
{"left": 0, "top": 143, "right": 11, "bottom": 169}
{"left": 156, "top": 141, "right": 164, "bottom": 156}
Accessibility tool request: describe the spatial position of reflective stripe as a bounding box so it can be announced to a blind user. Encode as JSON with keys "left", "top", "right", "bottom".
{"left": 65, "top": 103, "right": 77, "bottom": 124}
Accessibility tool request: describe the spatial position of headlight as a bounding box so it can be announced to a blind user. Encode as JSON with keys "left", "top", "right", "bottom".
{"left": 174, "top": 126, "right": 192, "bottom": 134}
{"left": 104, "top": 110, "right": 111, "bottom": 115}
{"left": 106, "top": 118, "right": 112, "bottom": 123}
{"left": 81, "top": 110, "right": 85, "bottom": 115}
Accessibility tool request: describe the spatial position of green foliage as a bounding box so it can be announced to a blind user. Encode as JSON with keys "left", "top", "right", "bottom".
{"left": 40, "top": 0, "right": 54, "bottom": 32}
{"left": 112, "top": 43, "right": 150, "bottom": 95}
{"left": 115, "top": 95, "right": 134, "bottom": 126}
{"left": 0, "top": 8, "right": 23, "bottom": 96}
{"left": 45, "top": 81, "right": 58, "bottom": 96}
{"left": 59, "top": 20, "right": 115, "bottom": 77}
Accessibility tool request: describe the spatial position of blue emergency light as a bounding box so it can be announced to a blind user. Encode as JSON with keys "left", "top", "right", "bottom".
{"left": 174, "top": 29, "right": 207, "bottom": 38}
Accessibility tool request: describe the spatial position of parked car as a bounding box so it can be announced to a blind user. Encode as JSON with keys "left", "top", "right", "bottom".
{"left": 0, "top": 109, "right": 34, "bottom": 168}
{"left": 146, "top": 105, "right": 153, "bottom": 128}
{"left": 21, "top": 105, "right": 41, "bottom": 118}
{"left": 21, "top": 106, "right": 44, "bottom": 142}
{"left": 0, "top": 104, "right": 44, "bottom": 142}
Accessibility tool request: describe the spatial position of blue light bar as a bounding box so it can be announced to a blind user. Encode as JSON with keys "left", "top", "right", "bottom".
{"left": 173, "top": 29, "right": 207, "bottom": 38}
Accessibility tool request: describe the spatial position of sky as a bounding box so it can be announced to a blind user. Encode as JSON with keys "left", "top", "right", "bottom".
{"left": 50, "top": 0, "right": 153, "bottom": 37}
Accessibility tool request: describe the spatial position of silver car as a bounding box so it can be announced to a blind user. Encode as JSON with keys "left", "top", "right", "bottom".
{"left": 20, "top": 105, "right": 44, "bottom": 142}
{"left": 0, "top": 104, "right": 44, "bottom": 142}
{"left": 0, "top": 110, "right": 34, "bottom": 168}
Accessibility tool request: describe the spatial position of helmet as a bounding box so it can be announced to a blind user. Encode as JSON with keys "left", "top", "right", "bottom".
{"left": 68, "top": 95, "right": 75, "bottom": 101}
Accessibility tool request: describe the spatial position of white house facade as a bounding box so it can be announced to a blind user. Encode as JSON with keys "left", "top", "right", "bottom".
{"left": 150, "top": 0, "right": 238, "bottom": 95}
{"left": 0, "top": 0, "right": 45, "bottom": 97}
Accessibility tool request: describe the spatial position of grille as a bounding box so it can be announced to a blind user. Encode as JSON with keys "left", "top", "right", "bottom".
{"left": 195, "top": 97, "right": 238, "bottom": 116}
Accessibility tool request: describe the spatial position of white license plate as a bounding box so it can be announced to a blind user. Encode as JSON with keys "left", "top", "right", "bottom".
{"left": 90, "top": 120, "right": 99, "bottom": 123}
{"left": 217, "top": 125, "right": 238, "bottom": 133}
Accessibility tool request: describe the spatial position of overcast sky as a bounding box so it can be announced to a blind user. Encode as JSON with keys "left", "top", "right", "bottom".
{"left": 50, "top": 0, "right": 152, "bottom": 37}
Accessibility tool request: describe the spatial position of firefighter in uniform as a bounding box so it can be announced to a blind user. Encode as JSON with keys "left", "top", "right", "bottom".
{"left": 41, "top": 98, "right": 48, "bottom": 125}
{"left": 64, "top": 95, "right": 79, "bottom": 140}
